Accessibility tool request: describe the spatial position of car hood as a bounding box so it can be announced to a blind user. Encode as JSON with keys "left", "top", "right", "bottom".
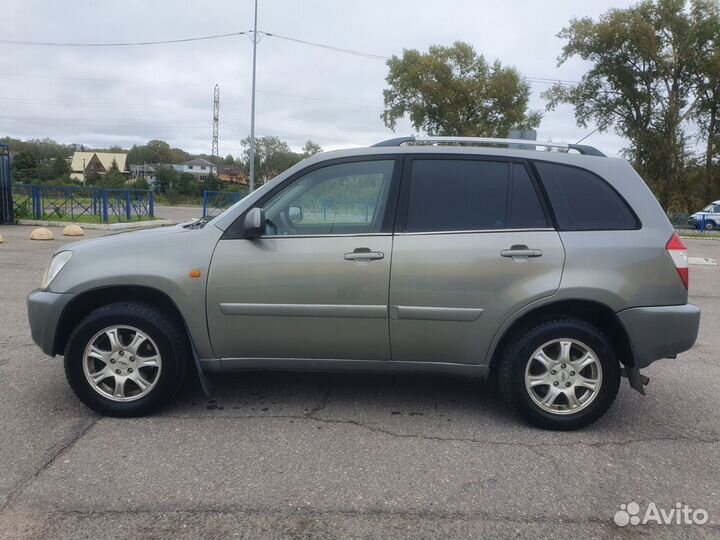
{"left": 56, "top": 224, "right": 191, "bottom": 255}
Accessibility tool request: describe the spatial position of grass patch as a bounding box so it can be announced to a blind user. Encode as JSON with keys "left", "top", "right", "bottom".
{"left": 678, "top": 231, "right": 720, "bottom": 240}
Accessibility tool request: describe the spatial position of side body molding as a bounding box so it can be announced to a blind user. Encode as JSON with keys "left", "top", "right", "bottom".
{"left": 219, "top": 303, "right": 387, "bottom": 319}
{"left": 389, "top": 306, "right": 484, "bottom": 322}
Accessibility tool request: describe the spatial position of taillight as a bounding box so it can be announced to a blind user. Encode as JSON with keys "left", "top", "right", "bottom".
{"left": 666, "top": 232, "right": 689, "bottom": 289}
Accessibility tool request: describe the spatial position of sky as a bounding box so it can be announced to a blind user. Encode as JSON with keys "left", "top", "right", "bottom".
{"left": 1, "top": 0, "right": 640, "bottom": 158}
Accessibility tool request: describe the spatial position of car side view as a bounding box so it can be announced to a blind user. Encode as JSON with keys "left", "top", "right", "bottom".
{"left": 27, "top": 137, "right": 701, "bottom": 430}
{"left": 689, "top": 200, "right": 720, "bottom": 231}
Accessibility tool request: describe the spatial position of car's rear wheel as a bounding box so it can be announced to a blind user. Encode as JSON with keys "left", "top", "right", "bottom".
{"left": 64, "top": 302, "right": 187, "bottom": 416}
{"left": 499, "top": 318, "right": 620, "bottom": 430}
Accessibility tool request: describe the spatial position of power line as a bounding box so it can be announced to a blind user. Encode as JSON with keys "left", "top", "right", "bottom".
{"left": 0, "top": 31, "right": 247, "bottom": 47}
{"left": 263, "top": 32, "right": 389, "bottom": 60}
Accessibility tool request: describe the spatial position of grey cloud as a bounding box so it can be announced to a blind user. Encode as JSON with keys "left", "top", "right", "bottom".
{"left": 2, "top": 0, "right": 637, "bottom": 157}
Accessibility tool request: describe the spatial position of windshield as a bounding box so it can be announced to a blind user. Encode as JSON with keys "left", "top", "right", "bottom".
{"left": 702, "top": 204, "right": 716, "bottom": 212}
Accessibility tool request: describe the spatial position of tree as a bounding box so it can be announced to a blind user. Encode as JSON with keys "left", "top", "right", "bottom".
{"left": 302, "top": 140, "right": 323, "bottom": 157}
{"left": 241, "top": 136, "right": 304, "bottom": 185}
{"left": 205, "top": 172, "right": 220, "bottom": 191}
{"left": 691, "top": 0, "right": 720, "bottom": 202}
{"left": 12, "top": 150, "right": 38, "bottom": 183}
{"left": 50, "top": 153, "right": 70, "bottom": 181}
{"left": 154, "top": 167, "right": 177, "bottom": 195}
{"left": 382, "top": 41, "right": 541, "bottom": 137}
{"left": 544, "top": 0, "right": 718, "bottom": 210}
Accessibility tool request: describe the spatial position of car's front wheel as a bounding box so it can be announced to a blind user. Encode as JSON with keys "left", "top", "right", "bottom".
{"left": 64, "top": 302, "right": 188, "bottom": 416}
{"left": 499, "top": 318, "right": 620, "bottom": 430}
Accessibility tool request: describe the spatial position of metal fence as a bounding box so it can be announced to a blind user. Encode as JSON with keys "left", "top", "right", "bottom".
{"left": 0, "top": 144, "right": 12, "bottom": 224}
{"left": 12, "top": 185, "right": 154, "bottom": 223}
{"left": 203, "top": 190, "right": 246, "bottom": 217}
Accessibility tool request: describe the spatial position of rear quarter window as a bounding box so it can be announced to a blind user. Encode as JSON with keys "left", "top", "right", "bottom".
{"left": 534, "top": 161, "right": 639, "bottom": 231}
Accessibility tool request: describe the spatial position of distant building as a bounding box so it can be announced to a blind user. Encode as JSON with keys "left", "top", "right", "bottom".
{"left": 70, "top": 151, "right": 128, "bottom": 182}
{"left": 216, "top": 165, "right": 247, "bottom": 185}
{"left": 129, "top": 164, "right": 158, "bottom": 185}
{"left": 173, "top": 158, "right": 217, "bottom": 182}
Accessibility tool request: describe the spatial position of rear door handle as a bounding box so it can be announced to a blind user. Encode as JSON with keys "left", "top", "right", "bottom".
{"left": 344, "top": 248, "right": 384, "bottom": 262}
{"left": 501, "top": 245, "right": 543, "bottom": 259}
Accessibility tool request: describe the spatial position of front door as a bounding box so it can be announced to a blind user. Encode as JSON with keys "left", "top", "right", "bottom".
{"left": 206, "top": 158, "right": 400, "bottom": 361}
{"left": 389, "top": 157, "right": 565, "bottom": 365}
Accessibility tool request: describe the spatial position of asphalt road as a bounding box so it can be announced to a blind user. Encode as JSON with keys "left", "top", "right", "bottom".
{"left": 1, "top": 224, "right": 719, "bottom": 539}
{"left": 153, "top": 205, "right": 203, "bottom": 224}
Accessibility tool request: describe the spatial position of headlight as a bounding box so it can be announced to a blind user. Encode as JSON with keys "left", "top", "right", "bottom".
{"left": 41, "top": 251, "right": 73, "bottom": 290}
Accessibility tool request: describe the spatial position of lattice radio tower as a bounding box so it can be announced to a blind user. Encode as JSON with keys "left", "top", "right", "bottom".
{"left": 212, "top": 84, "right": 220, "bottom": 164}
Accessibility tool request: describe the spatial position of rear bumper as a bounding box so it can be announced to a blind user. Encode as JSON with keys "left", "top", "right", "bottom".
{"left": 27, "top": 289, "right": 74, "bottom": 356}
{"left": 618, "top": 304, "right": 700, "bottom": 369}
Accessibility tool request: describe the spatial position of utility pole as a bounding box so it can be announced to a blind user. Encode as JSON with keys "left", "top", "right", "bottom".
{"left": 212, "top": 84, "right": 220, "bottom": 178}
{"left": 249, "top": 0, "right": 258, "bottom": 192}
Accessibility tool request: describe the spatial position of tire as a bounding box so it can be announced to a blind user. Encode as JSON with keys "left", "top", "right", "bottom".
{"left": 704, "top": 221, "right": 716, "bottom": 231}
{"left": 64, "top": 302, "right": 188, "bottom": 416}
{"left": 499, "top": 318, "right": 620, "bottom": 430}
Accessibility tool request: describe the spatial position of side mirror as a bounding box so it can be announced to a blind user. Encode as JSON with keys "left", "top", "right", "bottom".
{"left": 242, "top": 207, "right": 267, "bottom": 239}
{"left": 288, "top": 205, "right": 303, "bottom": 224}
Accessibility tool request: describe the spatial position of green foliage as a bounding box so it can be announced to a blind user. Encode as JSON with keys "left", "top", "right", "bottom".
{"left": 126, "top": 140, "right": 190, "bottom": 165}
{"left": 205, "top": 172, "right": 220, "bottom": 191}
{"left": 154, "top": 167, "right": 177, "bottom": 195}
{"left": 11, "top": 150, "right": 38, "bottom": 183}
{"left": 302, "top": 140, "right": 323, "bottom": 157}
{"left": 241, "top": 136, "right": 306, "bottom": 185}
{"left": 544, "top": 0, "right": 720, "bottom": 210}
{"left": 382, "top": 41, "right": 541, "bottom": 137}
{"left": 89, "top": 168, "right": 126, "bottom": 188}
{"left": 133, "top": 178, "right": 150, "bottom": 191}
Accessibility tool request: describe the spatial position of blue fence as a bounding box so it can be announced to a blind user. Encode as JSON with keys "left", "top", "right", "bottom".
{"left": 203, "top": 190, "right": 246, "bottom": 217}
{"left": 12, "top": 185, "right": 154, "bottom": 223}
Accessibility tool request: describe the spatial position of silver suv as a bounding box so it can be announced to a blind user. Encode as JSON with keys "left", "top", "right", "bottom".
{"left": 27, "top": 137, "right": 700, "bottom": 430}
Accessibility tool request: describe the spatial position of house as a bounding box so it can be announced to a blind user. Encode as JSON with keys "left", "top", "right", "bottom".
{"left": 129, "top": 164, "right": 158, "bottom": 185}
{"left": 216, "top": 165, "right": 247, "bottom": 185}
{"left": 70, "top": 151, "right": 129, "bottom": 182}
{"left": 173, "top": 158, "right": 217, "bottom": 182}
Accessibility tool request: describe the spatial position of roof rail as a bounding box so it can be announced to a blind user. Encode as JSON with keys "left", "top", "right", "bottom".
{"left": 371, "top": 136, "right": 606, "bottom": 157}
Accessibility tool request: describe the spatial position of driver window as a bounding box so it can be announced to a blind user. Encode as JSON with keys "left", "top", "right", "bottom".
{"left": 263, "top": 160, "right": 395, "bottom": 236}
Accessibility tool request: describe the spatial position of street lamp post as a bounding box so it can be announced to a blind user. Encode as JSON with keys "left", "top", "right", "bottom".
{"left": 248, "top": 0, "right": 258, "bottom": 192}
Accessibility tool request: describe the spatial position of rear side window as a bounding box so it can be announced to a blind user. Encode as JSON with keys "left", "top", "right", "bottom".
{"left": 534, "top": 162, "right": 638, "bottom": 230}
{"left": 405, "top": 159, "right": 548, "bottom": 232}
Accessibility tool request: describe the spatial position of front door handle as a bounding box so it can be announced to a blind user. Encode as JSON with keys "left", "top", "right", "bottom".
{"left": 501, "top": 245, "right": 543, "bottom": 259}
{"left": 344, "top": 248, "right": 384, "bottom": 262}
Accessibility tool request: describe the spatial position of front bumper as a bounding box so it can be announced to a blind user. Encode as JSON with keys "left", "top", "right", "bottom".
{"left": 618, "top": 304, "right": 700, "bottom": 369}
{"left": 27, "top": 289, "right": 74, "bottom": 356}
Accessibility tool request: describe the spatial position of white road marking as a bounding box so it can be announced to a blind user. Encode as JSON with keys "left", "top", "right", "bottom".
{"left": 689, "top": 257, "right": 718, "bottom": 266}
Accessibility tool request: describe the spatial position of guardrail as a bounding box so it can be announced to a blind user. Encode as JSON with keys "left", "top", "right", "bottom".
{"left": 203, "top": 190, "right": 246, "bottom": 217}
{"left": 12, "top": 185, "right": 154, "bottom": 223}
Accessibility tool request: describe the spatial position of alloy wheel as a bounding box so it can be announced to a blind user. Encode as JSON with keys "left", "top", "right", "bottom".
{"left": 82, "top": 325, "right": 162, "bottom": 402}
{"left": 524, "top": 338, "right": 603, "bottom": 415}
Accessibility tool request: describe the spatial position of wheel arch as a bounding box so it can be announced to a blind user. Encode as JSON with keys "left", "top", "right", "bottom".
{"left": 488, "top": 299, "right": 635, "bottom": 376}
{"left": 54, "top": 286, "right": 193, "bottom": 357}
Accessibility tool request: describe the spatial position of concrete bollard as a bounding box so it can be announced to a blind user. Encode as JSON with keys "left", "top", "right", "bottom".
{"left": 0, "top": 234, "right": 4, "bottom": 244}
{"left": 30, "top": 227, "right": 54, "bottom": 241}
{"left": 63, "top": 225, "right": 84, "bottom": 237}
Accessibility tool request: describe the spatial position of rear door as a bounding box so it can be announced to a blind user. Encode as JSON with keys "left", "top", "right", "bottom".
{"left": 389, "top": 156, "right": 565, "bottom": 365}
